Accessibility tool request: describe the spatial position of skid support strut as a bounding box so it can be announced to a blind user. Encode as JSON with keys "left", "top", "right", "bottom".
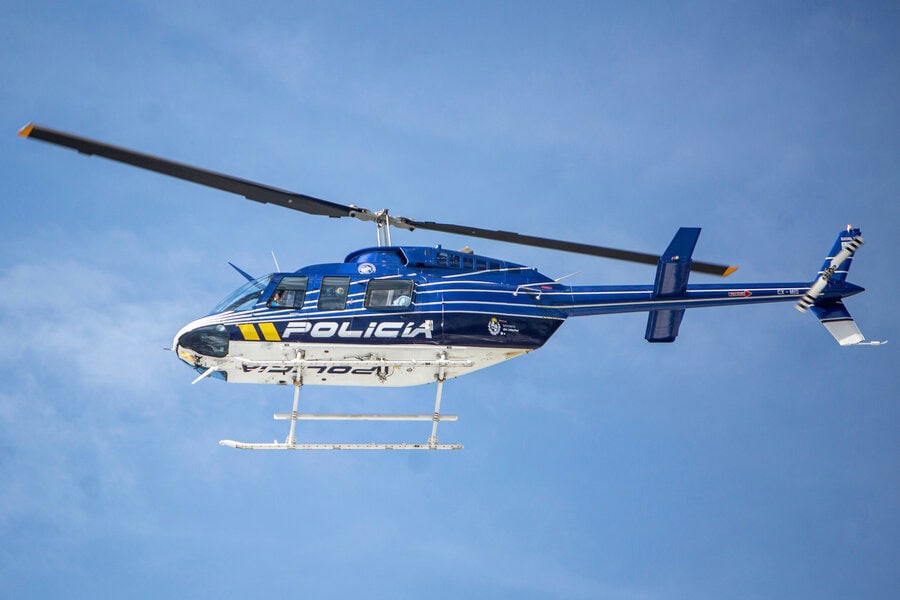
{"left": 427, "top": 354, "right": 449, "bottom": 449}
{"left": 219, "top": 353, "right": 463, "bottom": 451}
{"left": 286, "top": 380, "right": 301, "bottom": 446}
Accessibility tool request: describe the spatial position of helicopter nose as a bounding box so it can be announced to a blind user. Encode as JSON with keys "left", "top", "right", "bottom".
{"left": 175, "top": 323, "right": 230, "bottom": 358}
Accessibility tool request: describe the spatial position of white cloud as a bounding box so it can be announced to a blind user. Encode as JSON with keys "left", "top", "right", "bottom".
{"left": 0, "top": 259, "right": 183, "bottom": 397}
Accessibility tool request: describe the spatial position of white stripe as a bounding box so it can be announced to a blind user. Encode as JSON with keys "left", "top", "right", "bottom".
{"left": 439, "top": 267, "right": 536, "bottom": 279}
{"left": 205, "top": 307, "right": 567, "bottom": 326}
{"left": 417, "top": 279, "right": 506, "bottom": 288}
{"left": 558, "top": 293, "right": 805, "bottom": 311}
{"left": 441, "top": 300, "right": 560, "bottom": 310}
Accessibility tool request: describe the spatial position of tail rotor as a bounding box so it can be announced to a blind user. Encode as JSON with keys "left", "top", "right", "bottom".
{"left": 796, "top": 225, "right": 864, "bottom": 312}
{"left": 795, "top": 225, "right": 885, "bottom": 346}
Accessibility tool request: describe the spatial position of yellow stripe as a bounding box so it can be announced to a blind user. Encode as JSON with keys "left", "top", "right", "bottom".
{"left": 238, "top": 323, "right": 260, "bottom": 341}
{"left": 17, "top": 123, "right": 34, "bottom": 137}
{"left": 258, "top": 322, "right": 281, "bottom": 341}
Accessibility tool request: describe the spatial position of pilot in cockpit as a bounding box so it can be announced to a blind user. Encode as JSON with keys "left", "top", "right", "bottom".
{"left": 392, "top": 294, "right": 411, "bottom": 307}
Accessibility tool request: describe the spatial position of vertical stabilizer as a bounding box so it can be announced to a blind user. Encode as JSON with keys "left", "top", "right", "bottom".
{"left": 796, "top": 225, "right": 864, "bottom": 312}
{"left": 645, "top": 228, "right": 700, "bottom": 343}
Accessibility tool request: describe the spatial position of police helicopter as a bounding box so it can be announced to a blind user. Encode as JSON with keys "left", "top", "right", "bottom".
{"left": 18, "top": 123, "right": 885, "bottom": 451}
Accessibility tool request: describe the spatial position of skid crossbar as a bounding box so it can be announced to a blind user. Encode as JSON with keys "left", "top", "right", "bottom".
{"left": 273, "top": 413, "right": 458, "bottom": 421}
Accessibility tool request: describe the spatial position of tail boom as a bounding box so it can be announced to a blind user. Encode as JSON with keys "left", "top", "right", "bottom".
{"left": 556, "top": 225, "right": 878, "bottom": 346}
{"left": 558, "top": 281, "right": 812, "bottom": 318}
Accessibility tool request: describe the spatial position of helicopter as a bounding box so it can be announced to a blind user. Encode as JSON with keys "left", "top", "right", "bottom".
{"left": 18, "top": 123, "right": 885, "bottom": 451}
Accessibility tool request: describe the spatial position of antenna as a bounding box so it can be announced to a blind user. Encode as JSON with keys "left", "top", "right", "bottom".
{"left": 271, "top": 251, "right": 281, "bottom": 272}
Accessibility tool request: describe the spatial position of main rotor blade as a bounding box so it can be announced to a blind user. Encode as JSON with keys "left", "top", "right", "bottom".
{"left": 18, "top": 123, "right": 365, "bottom": 220}
{"left": 400, "top": 219, "right": 736, "bottom": 277}
{"left": 19, "top": 123, "right": 737, "bottom": 276}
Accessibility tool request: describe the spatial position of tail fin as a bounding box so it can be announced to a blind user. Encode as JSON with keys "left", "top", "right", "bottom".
{"left": 817, "top": 225, "right": 863, "bottom": 283}
{"left": 644, "top": 227, "right": 700, "bottom": 343}
{"left": 796, "top": 225, "right": 864, "bottom": 312}
{"left": 797, "top": 225, "right": 886, "bottom": 346}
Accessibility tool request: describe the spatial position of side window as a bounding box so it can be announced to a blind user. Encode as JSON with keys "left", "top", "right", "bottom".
{"left": 318, "top": 276, "right": 351, "bottom": 311}
{"left": 365, "top": 279, "right": 414, "bottom": 309}
{"left": 449, "top": 255, "right": 461, "bottom": 268}
{"left": 476, "top": 259, "right": 487, "bottom": 271}
{"left": 268, "top": 276, "right": 308, "bottom": 309}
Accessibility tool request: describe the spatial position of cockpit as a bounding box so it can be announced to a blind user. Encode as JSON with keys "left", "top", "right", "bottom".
{"left": 212, "top": 275, "right": 273, "bottom": 313}
{"left": 176, "top": 275, "right": 277, "bottom": 364}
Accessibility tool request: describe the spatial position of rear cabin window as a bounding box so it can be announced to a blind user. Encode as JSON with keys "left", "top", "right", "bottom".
{"left": 318, "top": 276, "right": 351, "bottom": 310}
{"left": 365, "top": 279, "right": 414, "bottom": 309}
{"left": 268, "top": 276, "right": 309, "bottom": 309}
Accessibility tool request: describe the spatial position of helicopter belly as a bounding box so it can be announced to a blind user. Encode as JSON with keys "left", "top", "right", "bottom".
{"left": 192, "top": 342, "right": 532, "bottom": 387}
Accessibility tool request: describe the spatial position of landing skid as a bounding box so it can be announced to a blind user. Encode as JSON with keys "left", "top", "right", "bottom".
{"left": 220, "top": 441, "right": 462, "bottom": 450}
{"left": 220, "top": 353, "right": 462, "bottom": 451}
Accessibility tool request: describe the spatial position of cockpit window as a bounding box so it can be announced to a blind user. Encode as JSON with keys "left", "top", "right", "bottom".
{"left": 213, "top": 275, "right": 272, "bottom": 313}
{"left": 365, "top": 279, "right": 413, "bottom": 309}
{"left": 268, "top": 276, "right": 309, "bottom": 309}
{"left": 318, "top": 276, "right": 350, "bottom": 311}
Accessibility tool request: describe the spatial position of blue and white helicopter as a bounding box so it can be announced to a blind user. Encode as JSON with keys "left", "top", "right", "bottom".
{"left": 19, "top": 123, "right": 884, "bottom": 451}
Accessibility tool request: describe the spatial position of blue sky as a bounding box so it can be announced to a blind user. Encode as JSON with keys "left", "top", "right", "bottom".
{"left": 2, "top": 2, "right": 898, "bottom": 598}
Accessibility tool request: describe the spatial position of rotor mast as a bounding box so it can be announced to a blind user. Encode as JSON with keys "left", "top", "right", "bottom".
{"left": 375, "top": 209, "right": 392, "bottom": 246}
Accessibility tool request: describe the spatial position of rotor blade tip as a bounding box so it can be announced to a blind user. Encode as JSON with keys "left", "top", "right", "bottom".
{"left": 723, "top": 265, "right": 739, "bottom": 277}
{"left": 17, "top": 123, "right": 34, "bottom": 138}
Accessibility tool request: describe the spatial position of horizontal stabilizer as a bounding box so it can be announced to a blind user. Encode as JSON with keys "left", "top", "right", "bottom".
{"left": 809, "top": 300, "right": 885, "bottom": 346}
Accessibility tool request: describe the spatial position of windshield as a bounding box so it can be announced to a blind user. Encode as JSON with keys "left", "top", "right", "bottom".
{"left": 213, "top": 275, "right": 272, "bottom": 313}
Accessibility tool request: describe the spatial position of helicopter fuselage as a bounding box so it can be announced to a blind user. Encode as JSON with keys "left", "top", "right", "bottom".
{"left": 174, "top": 245, "right": 565, "bottom": 386}
{"left": 173, "top": 244, "right": 859, "bottom": 387}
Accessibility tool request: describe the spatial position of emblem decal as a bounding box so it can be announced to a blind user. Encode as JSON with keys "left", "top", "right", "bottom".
{"left": 358, "top": 263, "right": 376, "bottom": 275}
{"left": 488, "top": 317, "right": 502, "bottom": 336}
